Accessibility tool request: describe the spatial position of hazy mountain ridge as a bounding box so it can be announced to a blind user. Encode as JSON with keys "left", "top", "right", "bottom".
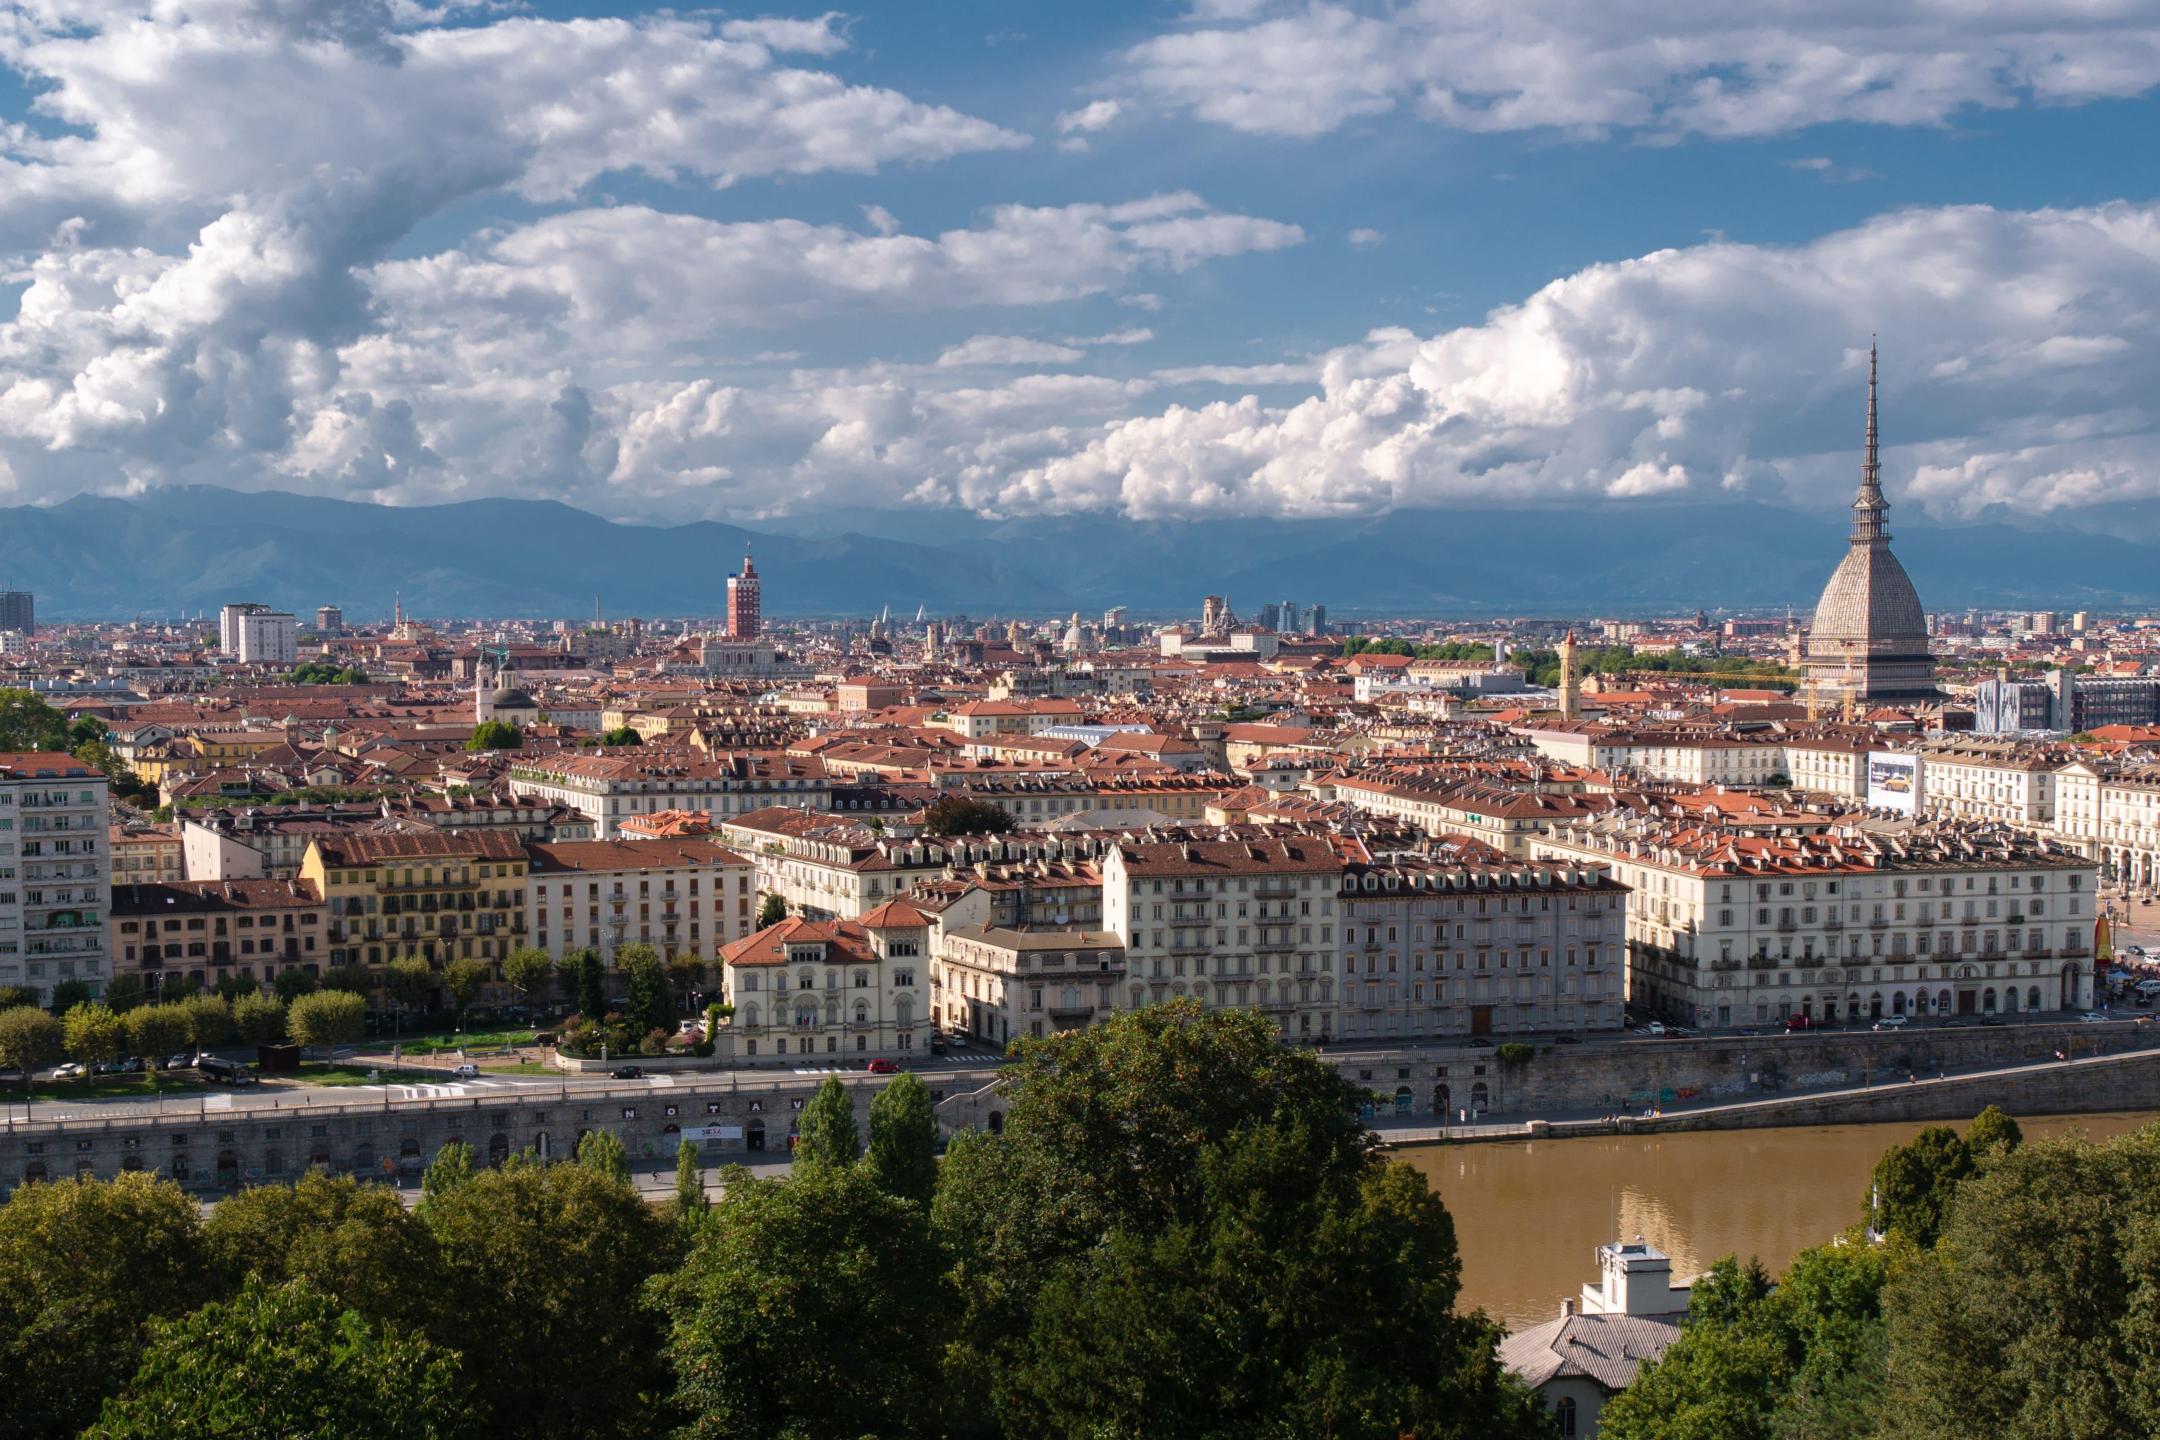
{"left": 0, "top": 486, "right": 2145, "bottom": 620}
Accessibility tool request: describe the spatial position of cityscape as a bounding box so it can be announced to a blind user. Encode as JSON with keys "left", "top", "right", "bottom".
{"left": 2, "top": 3, "right": 2159, "bottom": 1439}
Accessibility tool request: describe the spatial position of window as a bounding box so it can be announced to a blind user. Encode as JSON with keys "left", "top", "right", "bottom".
{"left": 1554, "top": 1396, "right": 1577, "bottom": 1437}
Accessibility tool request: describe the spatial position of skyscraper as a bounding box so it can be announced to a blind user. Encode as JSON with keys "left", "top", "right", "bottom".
{"left": 725, "top": 549, "right": 761, "bottom": 640}
{"left": 0, "top": 591, "right": 32, "bottom": 635}
{"left": 1804, "top": 344, "right": 1937, "bottom": 707}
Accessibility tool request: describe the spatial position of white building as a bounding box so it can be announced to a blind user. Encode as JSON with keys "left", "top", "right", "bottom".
{"left": 235, "top": 610, "right": 298, "bottom": 666}
{"left": 715, "top": 901, "right": 929, "bottom": 1065}
{"left": 0, "top": 754, "right": 112, "bottom": 1002}
{"left": 934, "top": 925, "right": 1127, "bottom": 1046}
{"left": 507, "top": 752, "right": 831, "bottom": 838}
{"left": 1534, "top": 813, "right": 2098, "bottom": 1027}
{"left": 525, "top": 838, "right": 755, "bottom": 966}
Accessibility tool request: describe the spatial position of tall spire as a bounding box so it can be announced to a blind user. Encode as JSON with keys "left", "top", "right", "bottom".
{"left": 1851, "top": 338, "right": 1889, "bottom": 545}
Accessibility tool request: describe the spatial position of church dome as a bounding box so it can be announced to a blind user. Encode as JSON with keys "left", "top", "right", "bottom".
{"left": 490, "top": 687, "right": 536, "bottom": 708}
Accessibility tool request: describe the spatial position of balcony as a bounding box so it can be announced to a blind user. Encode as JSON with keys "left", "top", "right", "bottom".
{"left": 1775, "top": 918, "right": 1798, "bottom": 933}
{"left": 1709, "top": 957, "right": 1741, "bottom": 972}
{"left": 1047, "top": 1002, "right": 1096, "bottom": 1020}
{"left": 1823, "top": 915, "right": 1843, "bottom": 930}
{"left": 1254, "top": 936, "right": 1296, "bottom": 953}
{"left": 1748, "top": 955, "right": 1782, "bottom": 970}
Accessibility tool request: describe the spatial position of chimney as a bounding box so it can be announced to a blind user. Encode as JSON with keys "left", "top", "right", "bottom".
{"left": 1560, "top": 1298, "right": 1575, "bottom": 1319}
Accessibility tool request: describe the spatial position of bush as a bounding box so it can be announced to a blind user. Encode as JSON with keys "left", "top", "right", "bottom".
{"left": 1495, "top": 1042, "right": 1535, "bottom": 1066}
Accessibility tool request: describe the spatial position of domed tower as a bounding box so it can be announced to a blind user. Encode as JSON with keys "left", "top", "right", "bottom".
{"left": 1804, "top": 344, "right": 1937, "bottom": 709}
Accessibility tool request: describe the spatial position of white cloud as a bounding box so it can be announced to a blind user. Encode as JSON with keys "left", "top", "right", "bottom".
{"left": 937, "top": 336, "right": 1089, "bottom": 367}
{"left": 861, "top": 205, "right": 903, "bottom": 236}
{"left": 718, "top": 13, "right": 851, "bottom": 55}
{"left": 1077, "top": 327, "right": 1156, "bottom": 346}
{"left": 1347, "top": 227, "right": 1385, "bottom": 249}
{"left": 1118, "top": 1, "right": 2160, "bottom": 139}
{"left": 978, "top": 202, "right": 2160, "bottom": 520}
{"left": 1057, "top": 98, "right": 1125, "bottom": 134}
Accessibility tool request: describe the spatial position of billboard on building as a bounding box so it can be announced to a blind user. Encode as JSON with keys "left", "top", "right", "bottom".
{"left": 1865, "top": 753, "right": 1920, "bottom": 814}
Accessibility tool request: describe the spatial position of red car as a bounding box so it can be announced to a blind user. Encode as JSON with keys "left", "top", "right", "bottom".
{"left": 1784, "top": 1014, "right": 1813, "bottom": 1032}
{"left": 865, "top": 1058, "right": 899, "bottom": 1074}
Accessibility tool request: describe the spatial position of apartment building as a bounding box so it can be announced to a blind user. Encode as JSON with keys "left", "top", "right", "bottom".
{"left": 2054, "top": 761, "right": 2160, "bottom": 887}
{"left": 934, "top": 926, "right": 1127, "bottom": 1046}
{"left": 1912, "top": 740, "right": 2063, "bottom": 826}
{"left": 507, "top": 752, "right": 830, "bottom": 837}
{"left": 715, "top": 900, "right": 929, "bottom": 1065}
{"left": 525, "top": 838, "right": 754, "bottom": 965}
{"left": 109, "top": 879, "right": 325, "bottom": 996}
{"left": 301, "top": 831, "right": 529, "bottom": 970}
{"left": 1533, "top": 814, "right": 2098, "bottom": 1028}
{"left": 0, "top": 755, "right": 111, "bottom": 1003}
{"left": 110, "top": 822, "right": 184, "bottom": 885}
{"left": 1100, "top": 834, "right": 1344, "bottom": 1042}
{"left": 1335, "top": 857, "right": 1628, "bottom": 1043}
{"left": 1330, "top": 775, "right": 1618, "bottom": 857}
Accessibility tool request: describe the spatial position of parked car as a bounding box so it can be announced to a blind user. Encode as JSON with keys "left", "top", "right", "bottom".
{"left": 1664, "top": 1026, "right": 1693, "bottom": 1039}
{"left": 865, "top": 1058, "right": 899, "bottom": 1074}
{"left": 1553, "top": 1034, "right": 1581, "bottom": 1045}
{"left": 1638, "top": 1021, "right": 1667, "bottom": 1036}
{"left": 1468, "top": 1036, "right": 1492, "bottom": 1048}
{"left": 610, "top": 1065, "right": 645, "bottom": 1080}
{"left": 164, "top": 1051, "right": 197, "bottom": 1070}
{"left": 50, "top": 1062, "right": 85, "bottom": 1079}
{"left": 1873, "top": 1015, "right": 1909, "bottom": 1030}
{"left": 929, "top": 1037, "right": 948, "bottom": 1055}
{"left": 2080, "top": 1011, "right": 2112, "bottom": 1023}
{"left": 1784, "top": 1014, "right": 1814, "bottom": 1032}
{"left": 448, "top": 1063, "right": 479, "bottom": 1079}
{"left": 1979, "top": 1017, "right": 2007, "bottom": 1027}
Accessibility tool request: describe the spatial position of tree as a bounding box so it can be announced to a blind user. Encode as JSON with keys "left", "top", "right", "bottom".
{"left": 570, "top": 948, "right": 606, "bottom": 1021}
{"left": 0, "top": 1004, "right": 62, "bottom": 1076}
{"left": 421, "top": 1141, "right": 476, "bottom": 1209}
{"left": 672, "top": 1139, "right": 706, "bottom": 1227}
{"left": 796, "top": 1075, "right": 860, "bottom": 1170}
{"left": 48, "top": 977, "right": 94, "bottom": 1014}
{"left": 931, "top": 1001, "right": 1544, "bottom": 1440}
{"left": 287, "top": 991, "right": 366, "bottom": 1048}
{"left": 231, "top": 992, "right": 288, "bottom": 1045}
{"left": 619, "top": 944, "right": 673, "bottom": 1038}
{"left": 101, "top": 974, "right": 146, "bottom": 1014}
{"left": 85, "top": 1275, "right": 476, "bottom": 1440}
{"left": 1868, "top": 1125, "right": 1974, "bottom": 1247}
{"left": 212, "top": 972, "right": 256, "bottom": 1003}
{"left": 202, "top": 1170, "right": 446, "bottom": 1336}
{"left": 466, "top": 719, "right": 522, "bottom": 752}
{"left": 273, "top": 966, "right": 318, "bottom": 1002}
{"left": 1878, "top": 1125, "right": 2160, "bottom": 1440}
{"left": 576, "top": 1128, "right": 629, "bottom": 1186}
{"left": 291, "top": 659, "right": 371, "bottom": 684}
{"left": 667, "top": 953, "right": 709, "bottom": 1013}
{"left": 123, "top": 1004, "right": 190, "bottom": 1069}
{"left": 920, "top": 793, "right": 1016, "bottom": 837}
{"left": 0, "top": 1173, "right": 214, "bottom": 1438}
{"left": 0, "top": 688, "right": 69, "bottom": 752}
{"left": 443, "top": 958, "right": 489, "bottom": 1024}
{"left": 383, "top": 954, "right": 435, "bottom": 1016}
{"left": 651, "top": 1164, "right": 947, "bottom": 1440}
{"left": 321, "top": 963, "right": 374, "bottom": 996}
{"left": 1966, "top": 1104, "right": 2024, "bottom": 1165}
{"left": 503, "top": 946, "right": 554, "bottom": 1014}
{"left": 598, "top": 725, "right": 643, "bottom": 746}
{"left": 756, "top": 893, "right": 788, "bottom": 928}
{"left": 423, "top": 1157, "right": 669, "bottom": 1440}
{"left": 63, "top": 1001, "right": 125, "bottom": 1071}
{"left": 0, "top": 984, "right": 39, "bottom": 1011}
{"left": 866, "top": 1071, "right": 938, "bottom": 1209}
{"left": 179, "top": 991, "right": 233, "bottom": 1049}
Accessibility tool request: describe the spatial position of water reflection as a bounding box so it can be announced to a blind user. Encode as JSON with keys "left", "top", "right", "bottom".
{"left": 1401, "top": 1111, "right": 2160, "bottom": 1331}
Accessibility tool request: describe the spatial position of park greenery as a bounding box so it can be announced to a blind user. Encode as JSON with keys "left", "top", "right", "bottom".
{"left": 1337, "top": 638, "right": 1797, "bottom": 690}
{"left": 0, "top": 1003, "right": 1552, "bottom": 1440}
{"left": 465, "top": 719, "right": 522, "bottom": 752}
{"left": 919, "top": 793, "right": 1017, "bottom": 837}
{"left": 288, "top": 659, "right": 372, "bottom": 685}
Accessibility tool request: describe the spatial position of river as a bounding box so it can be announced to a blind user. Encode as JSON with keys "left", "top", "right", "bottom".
{"left": 1402, "top": 1110, "right": 2160, "bottom": 1331}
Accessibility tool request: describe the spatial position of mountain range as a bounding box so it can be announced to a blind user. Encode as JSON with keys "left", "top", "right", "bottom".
{"left": 0, "top": 485, "right": 2147, "bottom": 621}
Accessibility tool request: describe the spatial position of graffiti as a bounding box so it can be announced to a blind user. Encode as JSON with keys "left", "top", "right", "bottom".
{"left": 1674, "top": 1087, "right": 1701, "bottom": 1100}
{"left": 1796, "top": 1070, "right": 1848, "bottom": 1087}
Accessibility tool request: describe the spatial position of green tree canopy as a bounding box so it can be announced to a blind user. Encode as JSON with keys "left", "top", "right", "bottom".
{"left": 672, "top": 1139, "right": 706, "bottom": 1229}
{"left": 618, "top": 944, "right": 674, "bottom": 1038}
{"left": 420, "top": 1141, "right": 476, "bottom": 1211}
{"left": 0, "top": 1004, "right": 62, "bottom": 1075}
{"left": 272, "top": 965, "right": 318, "bottom": 1002}
{"left": 0, "top": 688, "right": 70, "bottom": 752}
{"left": 866, "top": 1070, "right": 938, "bottom": 1209}
{"left": 0, "top": 1173, "right": 214, "bottom": 1438}
{"left": 122, "top": 1004, "right": 190, "bottom": 1068}
{"left": 598, "top": 725, "right": 643, "bottom": 746}
{"left": 442, "top": 957, "right": 489, "bottom": 1023}
{"left": 931, "top": 1001, "right": 1543, "bottom": 1440}
{"left": 795, "top": 1075, "right": 861, "bottom": 1170}
{"left": 202, "top": 1170, "right": 446, "bottom": 1337}
{"left": 383, "top": 954, "right": 435, "bottom": 1014}
{"left": 466, "top": 719, "right": 522, "bottom": 752}
{"left": 286, "top": 990, "right": 366, "bottom": 1048}
{"left": 63, "top": 1001, "right": 125, "bottom": 1069}
{"left": 921, "top": 794, "right": 1016, "bottom": 837}
{"left": 232, "top": 992, "right": 288, "bottom": 1045}
{"left": 651, "top": 1163, "right": 948, "bottom": 1440}
{"left": 576, "top": 1128, "right": 630, "bottom": 1185}
{"left": 84, "top": 1275, "right": 476, "bottom": 1440}
{"left": 47, "top": 977, "right": 94, "bottom": 1014}
{"left": 290, "top": 659, "right": 371, "bottom": 684}
{"left": 178, "top": 991, "right": 233, "bottom": 1048}
{"left": 503, "top": 947, "right": 554, "bottom": 1011}
{"left": 1869, "top": 1125, "right": 1974, "bottom": 1247}
{"left": 570, "top": 948, "right": 606, "bottom": 1021}
{"left": 756, "top": 893, "right": 788, "bottom": 928}
{"left": 423, "top": 1156, "right": 669, "bottom": 1439}
{"left": 1965, "top": 1104, "right": 2024, "bottom": 1165}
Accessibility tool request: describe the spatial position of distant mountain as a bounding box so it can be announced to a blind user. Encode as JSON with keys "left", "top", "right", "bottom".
{"left": 0, "top": 486, "right": 2148, "bottom": 620}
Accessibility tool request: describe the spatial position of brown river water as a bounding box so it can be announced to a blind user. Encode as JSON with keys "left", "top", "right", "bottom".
{"left": 1401, "top": 1110, "right": 2160, "bottom": 1331}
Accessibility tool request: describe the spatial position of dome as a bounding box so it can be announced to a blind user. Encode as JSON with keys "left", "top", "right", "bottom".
{"left": 1807, "top": 545, "right": 1927, "bottom": 656}
{"left": 490, "top": 687, "right": 536, "bottom": 708}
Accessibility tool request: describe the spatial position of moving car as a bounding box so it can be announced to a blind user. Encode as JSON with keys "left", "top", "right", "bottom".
{"left": 2080, "top": 1011, "right": 2111, "bottom": 1023}
{"left": 610, "top": 1065, "right": 645, "bottom": 1080}
{"left": 1638, "top": 1021, "right": 1667, "bottom": 1036}
{"left": 865, "top": 1058, "right": 899, "bottom": 1074}
{"left": 1784, "top": 1014, "right": 1815, "bottom": 1032}
{"left": 1873, "top": 1015, "right": 1908, "bottom": 1029}
{"left": 448, "top": 1063, "right": 479, "bottom": 1079}
{"left": 50, "top": 1062, "right": 85, "bottom": 1079}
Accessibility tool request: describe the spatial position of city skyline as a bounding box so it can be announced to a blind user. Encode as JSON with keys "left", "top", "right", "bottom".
{"left": 0, "top": 3, "right": 2157, "bottom": 531}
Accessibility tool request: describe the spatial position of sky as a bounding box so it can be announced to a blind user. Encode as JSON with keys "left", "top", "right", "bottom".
{"left": 0, "top": 0, "right": 2158, "bottom": 529}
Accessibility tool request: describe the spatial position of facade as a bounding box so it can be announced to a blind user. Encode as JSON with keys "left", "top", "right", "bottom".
{"left": 236, "top": 609, "right": 299, "bottom": 666}
{"left": 1803, "top": 346, "right": 1937, "bottom": 708}
{"left": 110, "top": 879, "right": 326, "bottom": 997}
{"left": 315, "top": 605, "right": 344, "bottom": 632}
{"left": 2055, "top": 762, "right": 2160, "bottom": 887}
{"left": 0, "top": 590, "right": 32, "bottom": 635}
{"left": 524, "top": 838, "right": 754, "bottom": 965}
{"left": 934, "top": 925, "right": 1127, "bottom": 1045}
{"left": 110, "top": 823, "right": 184, "bottom": 885}
{"left": 0, "top": 755, "right": 111, "bottom": 1002}
{"left": 1335, "top": 858, "right": 1628, "bottom": 1042}
{"left": 1100, "top": 835, "right": 1343, "bottom": 1042}
{"left": 507, "top": 752, "right": 830, "bottom": 837}
{"left": 715, "top": 903, "right": 928, "bottom": 1064}
{"left": 1974, "top": 672, "right": 2160, "bottom": 736}
{"left": 1912, "top": 741, "right": 2062, "bottom": 827}
{"left": 1534, "top": 814, "right": 2098, "bottom": 1027}
{"left": 300, "top": 831, "right": 530, "bottom": 971}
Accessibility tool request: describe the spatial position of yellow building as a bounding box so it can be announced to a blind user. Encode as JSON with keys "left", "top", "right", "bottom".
{"left": 301, "top": 831, "right": 530, "bottom": 972}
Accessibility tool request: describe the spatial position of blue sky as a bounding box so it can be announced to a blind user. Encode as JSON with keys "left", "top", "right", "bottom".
{"left": 1, "top": 1, "right": 2158, "bottom": 527}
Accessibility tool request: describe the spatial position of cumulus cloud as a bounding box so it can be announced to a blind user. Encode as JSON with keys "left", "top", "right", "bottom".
{"left": 1118, "top": 1, "right": 2160, "bottom": 139}
{"left": 1347, "top": 227, "right": 1385, "bottom": 249}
